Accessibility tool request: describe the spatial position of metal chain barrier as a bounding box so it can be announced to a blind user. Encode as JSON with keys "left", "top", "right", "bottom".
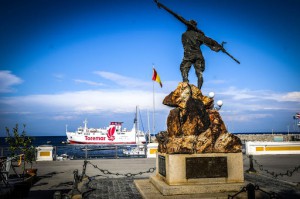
{"left": 228, "top": 183, "right": 280, "bottom": 199}
{"left": 58, "top": 160, "right": 156, "bottom": 199}
{"left": 248, "top": 155, "right": 300, "bottom": 178}
{"left": 86, "top": 160, "right": 156, "bottom": 177}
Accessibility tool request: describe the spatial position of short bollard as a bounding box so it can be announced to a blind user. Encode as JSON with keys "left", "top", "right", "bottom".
{"left": 53, "top": 191, "right": 61, "bottom": 199}
{"left": 71, "top": 170, "right": 81, "bottom": 196}
{"left": 85, "top": 145, "right": 88, "bottom": 160}
{"left": 246, "top": 155, "right": 257, "bottom": 173}
{"left": 246, "top": 183, "right": 256, "bottom": 199}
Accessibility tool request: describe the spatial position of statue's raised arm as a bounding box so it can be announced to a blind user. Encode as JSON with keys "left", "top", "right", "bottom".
{"left": 154, "top": 0, "right": 204, "bottom": 35}
{"left": 154, "top": 0, "right": 187, "bottom": 24}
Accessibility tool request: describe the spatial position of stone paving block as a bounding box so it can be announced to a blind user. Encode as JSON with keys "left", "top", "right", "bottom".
{"left": 84, "top": 178, "right": 142, "bottom": 199}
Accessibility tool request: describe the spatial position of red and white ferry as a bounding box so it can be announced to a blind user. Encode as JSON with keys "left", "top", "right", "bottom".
{"left": 66, "top": 119, "right": 146, "bottom": 144}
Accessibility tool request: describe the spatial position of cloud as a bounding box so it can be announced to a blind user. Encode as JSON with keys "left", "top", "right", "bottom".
{"left": 74, "top": 79, "right": 104, "bottom": 86}
{"left": 94, "top": 71, "right": 150, "bottom": 88}
{"left": 218, "top": 87, "right": 300, "bottom": 103}
{"left": 215, "top": 87, "right": 299, "bottom": 125}
{"left": 0, "top": 72, "right": 172, "bottom": 121}
{"left": 1, "top": 89, "right": 168, "bottom": 115}
{"left": 0, "top": 71, "right": 298, "bottom": 133}
{"left": 218, "top": 87, "right": 260, "bottom": 100}
{"left": 222, "top": 111, "right": 272, "bottom": 122}
{"left": 52, "top": 115, "right": 78, "bottom": 120}
{"left": 276, "top": 92, "right": 300, "bottom": 102}
{"left": 53, "top": 73, "right": 65, "bottom": 81}
{"left": 206, "top": 79, "right": 227, "bottom": 84}
{"left": 1, "top": 80, "right": 298, "bottom": 118}
{"left": 0, "top": 70, "right": 23, "bottom": 93}
{"left": 0, "top": 111, "right": 31, "bottom": 115}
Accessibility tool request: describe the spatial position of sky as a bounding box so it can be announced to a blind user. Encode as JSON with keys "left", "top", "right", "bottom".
{"left": 0, "top": 0, "right": 299, "bottom": 136}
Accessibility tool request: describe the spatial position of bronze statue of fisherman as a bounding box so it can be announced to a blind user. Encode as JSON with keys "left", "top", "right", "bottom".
{"left": 154, "top": 0, "right": 240, "bottom": 89}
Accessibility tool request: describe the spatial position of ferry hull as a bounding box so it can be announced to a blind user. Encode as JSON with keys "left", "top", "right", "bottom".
{"left": 66, "top": 120, "right": 146, "bottom": 145}
{"left": 68, "top": 140, "right": 138, "bottom": 145}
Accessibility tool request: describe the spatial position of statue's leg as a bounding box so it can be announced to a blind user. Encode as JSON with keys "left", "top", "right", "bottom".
{"left": 180, "top": 59, "right": 192, "bottom": 83}
{"left": 195, "top": 59, "right": 205, "bottom": 89}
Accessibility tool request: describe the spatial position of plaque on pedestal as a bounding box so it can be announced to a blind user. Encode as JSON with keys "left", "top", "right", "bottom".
{"left": 186, "top": 157, "right": 228, "bottom": 179}
{"left": 158, "top": 155, "right": 166, "bottom": 177}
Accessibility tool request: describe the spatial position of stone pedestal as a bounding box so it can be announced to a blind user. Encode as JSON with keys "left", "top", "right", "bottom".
{"left": 150, "top": 152, "right": 244, "bottom": 196}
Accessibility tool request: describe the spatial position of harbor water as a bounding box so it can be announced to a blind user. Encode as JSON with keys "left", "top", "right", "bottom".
{"left": 0, "top": 136, "right": 147, "bottom": 159}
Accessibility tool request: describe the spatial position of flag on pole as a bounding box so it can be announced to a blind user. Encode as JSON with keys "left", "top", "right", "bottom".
{"left": 152, "top": 68, "right": 162, "bottom": 87}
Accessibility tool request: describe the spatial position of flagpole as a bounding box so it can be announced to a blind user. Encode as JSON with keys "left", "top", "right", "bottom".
{"left": 153, "top": 70, "right": 156, "bottom": 137}
{"left": 152, "top": 65, "right": 162, "bottom": 138}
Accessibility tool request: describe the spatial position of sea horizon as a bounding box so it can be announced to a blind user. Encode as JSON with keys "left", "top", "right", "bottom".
{"left": 1, "top": 131, "right": 300, "bottom": 138}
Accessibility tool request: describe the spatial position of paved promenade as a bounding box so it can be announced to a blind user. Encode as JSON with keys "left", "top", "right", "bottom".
{"left": 27, "top": 158, "right": 156, "bottom": 198}
{"left": 6, "top": 154, "right": 300, "bottom": 198}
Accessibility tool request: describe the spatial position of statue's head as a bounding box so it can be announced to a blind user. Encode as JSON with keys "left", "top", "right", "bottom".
{"left": 189, "top": 20, "right": 197, "bottom": 27}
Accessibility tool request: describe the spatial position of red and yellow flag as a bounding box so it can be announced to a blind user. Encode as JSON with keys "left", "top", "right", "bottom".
{"left": 152, "top": 68, "right": 162, "bottom": 87}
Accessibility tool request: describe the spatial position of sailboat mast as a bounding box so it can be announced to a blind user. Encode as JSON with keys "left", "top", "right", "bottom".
{"left": 134, "top": 106, "right": 141, "bottom": 144}
{"left": 147, "top": 109, "right": 151, "bottom": 143}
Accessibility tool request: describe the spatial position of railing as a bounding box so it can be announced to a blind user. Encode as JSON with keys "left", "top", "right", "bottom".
{"left": 1, "top": 144, "right": 147, "bottom": 160}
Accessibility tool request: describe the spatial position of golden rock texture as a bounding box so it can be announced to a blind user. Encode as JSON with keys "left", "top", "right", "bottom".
{"left": 157, "top": 82, "right": 242, "bottom": 154}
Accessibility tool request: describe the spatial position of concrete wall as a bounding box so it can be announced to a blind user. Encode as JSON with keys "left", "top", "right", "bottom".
{"left": 235, "top": 134, "right": 300, "bottom": 142}
{"left": 246, "top": 141, "right": 300, "bottom": 155}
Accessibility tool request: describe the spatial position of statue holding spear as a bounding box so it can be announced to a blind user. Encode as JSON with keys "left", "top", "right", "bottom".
{"left": 154, "top": 0, "right": 240, "bottom": 89}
